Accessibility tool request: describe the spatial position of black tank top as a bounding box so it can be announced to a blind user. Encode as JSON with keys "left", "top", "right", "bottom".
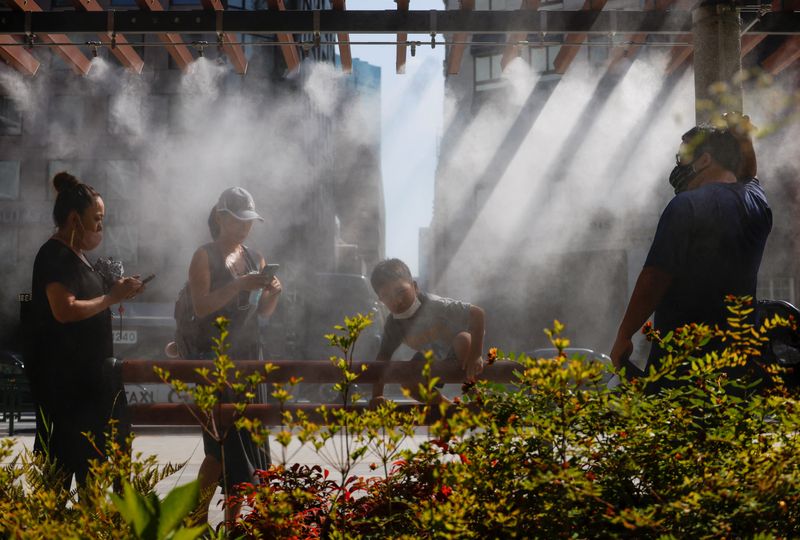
{"left": 198, "top": 242, "right": 260, "bottom": 359}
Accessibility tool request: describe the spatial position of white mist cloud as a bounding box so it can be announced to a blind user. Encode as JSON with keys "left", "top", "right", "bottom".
{"left": 0, "top": 52, "right": 382, "bottom": 305}
{"left": 432, "top": 50, "right": 796, "bottom": 354}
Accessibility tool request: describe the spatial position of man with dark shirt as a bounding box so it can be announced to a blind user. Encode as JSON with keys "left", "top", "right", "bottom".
{"left": 610, "top": 117, "right": 772, "bottom": 385}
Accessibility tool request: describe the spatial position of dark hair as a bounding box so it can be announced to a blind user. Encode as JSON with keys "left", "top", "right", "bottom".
{"left": 207, "top": 206, "right": 221, "bottom": 240}
{"left": 52, "top": 171, "right": 100, "bottom": 228}
{"left": 682, "top": 126, "right": 742, "bottom": 175}
{"left": 370, "top": 258, "right": 414, "bottom": 293}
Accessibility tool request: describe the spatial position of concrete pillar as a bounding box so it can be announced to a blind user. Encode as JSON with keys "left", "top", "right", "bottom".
{"left": 692, "top": 1, "right": 743, "bottom": 123}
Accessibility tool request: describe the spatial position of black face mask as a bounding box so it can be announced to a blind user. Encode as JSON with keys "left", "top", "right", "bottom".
{"left": 668, "top": 163, "right": 697, "bottom": 195}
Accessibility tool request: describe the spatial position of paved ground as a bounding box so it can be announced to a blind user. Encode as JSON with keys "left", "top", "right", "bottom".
{"left": 1, "top": 419, "right": 429, "bottom": 528}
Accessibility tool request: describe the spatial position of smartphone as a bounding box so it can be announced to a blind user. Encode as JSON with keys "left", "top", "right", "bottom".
{"left": 260, "top": 264, "right": 279, "bottom": 280}
{"left": 142, "top": 274, "right": 156, "bottom": 285}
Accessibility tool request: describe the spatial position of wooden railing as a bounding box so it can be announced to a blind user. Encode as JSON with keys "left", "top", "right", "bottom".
{"left": 111, "top": 358, "right": 521, "bottom": 426}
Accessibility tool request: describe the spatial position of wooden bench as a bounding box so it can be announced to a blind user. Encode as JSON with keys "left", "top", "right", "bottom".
{"left": 112, "top": 358, "right": 521, "bottom": 426}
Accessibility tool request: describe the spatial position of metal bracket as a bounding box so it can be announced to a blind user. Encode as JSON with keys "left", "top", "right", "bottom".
{"left": 540, "top": 10, "right": 547, "bottom": 41}
{"left": 313, "top": 9, "right": 320, "bottom": 49}
{"left": 609, "top": 9, "right": 617, "bottom": 39}
{"left": 108, "top": 10, "right": 116, "bottom": 49}
{"left": 24, "top": 11, "right": 34, "bottom": 49}
{"left": 430, "top": 9, "right": 437, "bottom": 48}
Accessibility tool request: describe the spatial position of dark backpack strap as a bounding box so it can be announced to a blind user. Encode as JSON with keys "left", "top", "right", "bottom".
{"left": 241, "top": 245, "right": 260, "bottom": 273}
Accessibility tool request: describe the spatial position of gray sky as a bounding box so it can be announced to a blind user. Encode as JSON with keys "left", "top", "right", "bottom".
{"left": 345, "top": 0, "right": 445, "bottom": 276}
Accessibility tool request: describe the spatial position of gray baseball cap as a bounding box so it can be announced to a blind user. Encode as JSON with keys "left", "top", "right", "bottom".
{"left": 216, "top": 187, "right": 264, "bottom": 222}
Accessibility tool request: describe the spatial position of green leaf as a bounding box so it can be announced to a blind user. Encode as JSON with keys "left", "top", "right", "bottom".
{"left": 168, "top": 526, "right": 208, "bottom": 540}
{"left": 157, "top": 480, "right": 200, "bottom": 540}
{"left": 110, "top": 481, "right": 159, "bottom": 539}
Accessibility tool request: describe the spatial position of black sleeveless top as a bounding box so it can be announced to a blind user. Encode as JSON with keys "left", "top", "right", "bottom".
{"left": 195, "top": 242, "right": 261, "bottom": 359}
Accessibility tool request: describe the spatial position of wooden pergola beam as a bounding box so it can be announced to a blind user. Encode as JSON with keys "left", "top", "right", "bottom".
{"left": 6, "top": 0, "right": 91, "bottom": 75}
{"left": 740, "top": 34, "right": 766, "bottom": 57}
{"left": 200, "top": 0, "right": 248, "bottom": 74}
{"left": 552, "top": 0, "right": 609, "bottom": 74}
{"left": 396, "top": 0, "right": 409, "bottom": 74}
{"left": 135, "top": 0, "right": 194, "bottom": 71}
{"left": 663, "top": 0, "right": 696, "bottom": 78}
{"left": 664, "top": 38, "right": 692, "bottom": 74}
{"left": 72, "top": 0, "right": 144, "bottom": 74}
{"left": 332, "top": 0, "right": 352, "bottom": 73}
{"left": 446, "top": 0, "right": 474, "bottom": 76}
{"left": 759, "top": 0, "right": 800, "bottom": 73}
{"left": 500, "top": 0, "right": 539, "bottom": 71}
{"left": 762, "top": 36, "right": 800, "bottom": 74}
{"left": 0, "top": 35, "right": 40, "bottom": 76}
{"left": 266, "top": 0, "right": 300, "bottom": 73}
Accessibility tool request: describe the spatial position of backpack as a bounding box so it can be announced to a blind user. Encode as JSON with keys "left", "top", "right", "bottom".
{"left": 174, "top": 245, "right": 259, "bottom": 359}
{"left": 174, "top": 283, "right": 202, "bottom": 359}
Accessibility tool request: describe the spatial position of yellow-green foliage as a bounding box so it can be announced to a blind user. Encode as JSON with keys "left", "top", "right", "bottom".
{"left": 0, "top": 423, "right": 188, "bottom": 539}
{"left": 5, "top": 298, "right": 799, "bottom": 539}
{"left": 231, "top": 297, "right": 800, "bottom": 539}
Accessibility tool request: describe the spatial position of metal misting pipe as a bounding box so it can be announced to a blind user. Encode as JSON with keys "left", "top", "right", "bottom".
{"left": 0, "top": 39, "right": 695, "bottom": 48}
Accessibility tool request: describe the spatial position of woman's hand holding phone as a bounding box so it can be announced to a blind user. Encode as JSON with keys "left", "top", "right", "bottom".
{"left": 265, "top": 276, "right": 282, "bottom": 297}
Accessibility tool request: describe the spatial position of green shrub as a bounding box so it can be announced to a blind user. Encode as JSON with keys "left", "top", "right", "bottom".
{"left": 225, "top": 297, "right": 800, "bottom": 539}
{"left": 5, "top": 297, "right": 799, "bottom": 539}
{"left": 0, "top": 422, "right": 187, "bottom": 539}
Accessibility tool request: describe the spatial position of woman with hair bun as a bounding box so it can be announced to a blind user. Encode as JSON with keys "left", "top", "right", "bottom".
{"left": 26, "top": 171, "right": 144, "bottom": 489}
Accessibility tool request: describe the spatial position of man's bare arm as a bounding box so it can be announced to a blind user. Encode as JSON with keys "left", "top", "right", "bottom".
{"left": 610, "top": 266, "right": 673, "bottom": 368}
{"left": 465, "top": 305, "right": 486, "bottom": 381}
{"left": 725, "top": 112, "right": 757, "bottom": 180}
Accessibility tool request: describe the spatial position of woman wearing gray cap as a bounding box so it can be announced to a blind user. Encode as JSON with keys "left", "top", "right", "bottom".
{"left": 187, "top": 186, "right": 281, "bottom": 521}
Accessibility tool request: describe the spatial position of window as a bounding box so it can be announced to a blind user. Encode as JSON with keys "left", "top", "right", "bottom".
{"left": 473, "top": 54, "right": 505, "bottom": 91}
{"left": 475, "top": 0, "right": 512, "bottom": 9}
{"left": 106, "top": 161, "right": 140, "bottom": 200}
{"left": 587, "top": 35, "right": 609, "bottom": 65}
{"left": 475, "top": 43, "right": 561, "bottom": 90}
{"left": 758, "top": 277, "right": 796, "bottom": 305}
{"left": 49, "top": 95, "right": 85, "bottom": 133}
{"left": 110, "top": 0, "right": 138, "bottom": 5}
{"left": 529, "top": 45, "right": 561, "bottom": 74}
{"left": 147, "top": 94, "right": 170, "bottom": 127}
{"left": 167, "top": 95, "right": 187, "bottom": 134}
{"left": 0, "top": 228, "right": 16, "bottom": 270}
{"left": 0, "top": 161, "right": 20, "bottom": 200}
{"left": 297, "top": 0, "right": 330, "bottom": 8}
{"left": 0, "top": 96, "right": 22, "bottom": 135}
{"left": 104, "top": 225, "right": 139, "bottom": 264}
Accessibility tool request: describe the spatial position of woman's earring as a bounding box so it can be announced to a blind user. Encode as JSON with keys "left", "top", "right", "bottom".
{"left": 69, "top": 227, "right": 76, "bottom": 248}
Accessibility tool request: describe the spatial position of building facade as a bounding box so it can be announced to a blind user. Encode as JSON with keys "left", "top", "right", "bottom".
{"left": 0, "top": 0, "right": 386, "bottom": 358}
{"left": 432, "top": 0, "right": 800, "bottom": 356}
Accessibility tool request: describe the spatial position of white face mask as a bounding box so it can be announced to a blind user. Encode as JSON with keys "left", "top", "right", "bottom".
{"left": 393, "top": 295, "right": 422, "bottom": 320}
